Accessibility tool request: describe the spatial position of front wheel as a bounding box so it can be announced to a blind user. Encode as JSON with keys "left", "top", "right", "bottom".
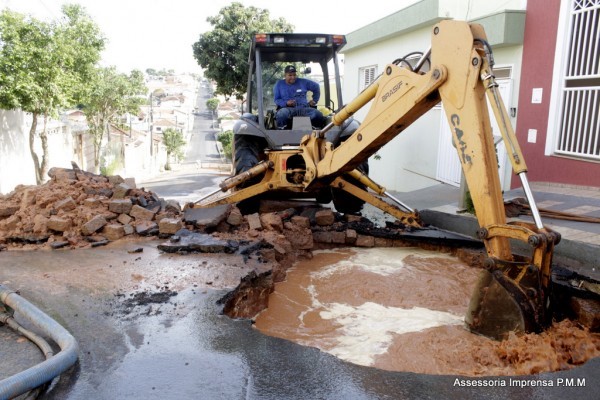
{"left": 233, "top": 135, "right": 266, "bottom": 214}
{"left": 331, "top": 161, "right": 369, "bottom": 215}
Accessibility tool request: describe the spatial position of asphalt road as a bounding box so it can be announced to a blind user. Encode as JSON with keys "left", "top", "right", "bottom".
{"left": 2, "top": 82, "right": 599, "bottom": 400}
{"left": 2, "top": 241, "right": 598, "bottom": 400}
{"left": 186, "top": 82, "right": 223, "bottom": 166}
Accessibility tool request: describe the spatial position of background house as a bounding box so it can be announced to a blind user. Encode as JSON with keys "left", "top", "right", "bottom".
{"left": 515, "top": 0, "right": 599, "bottom": 188}
{"left": 342, "top": 0, "right": 598, "bottom": 193}
{"left": 0, "top": 73, "right": 198, "bottom": 194}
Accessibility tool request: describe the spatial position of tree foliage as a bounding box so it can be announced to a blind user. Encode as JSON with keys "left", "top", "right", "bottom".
{"left": 162, "top": 128, "right": 186, "bottom": 170}
{"left": 0, "top": 5, "right": 105, "bottom": 183}
{"left": 217, "top": 130, "right": 233, "bottom": 161}
{"left": 80, "top": 67, "right": 147, "bottom": 173}
{"left": 206, "top": 98, "right": 219, "bottom": 113}
{"left": 192, "top": 2, "right": 293, "bottom": 99}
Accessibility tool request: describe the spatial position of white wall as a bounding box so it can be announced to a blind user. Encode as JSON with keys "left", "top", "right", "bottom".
{"left": 342, "top": 4, "right": 526, "bottom": 192}
{"left": 0, "top": 110, "right": 36, "bottom": 193}
{"left": 343, "top": 27, "right": 442, "bottom": 192}
{"left": 0, "top": 110, "right": 83, "bottom": 194}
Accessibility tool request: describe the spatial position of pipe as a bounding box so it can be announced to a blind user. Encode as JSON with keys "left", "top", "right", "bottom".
{"left": 0, "top": 285, "right": 79, "bottom": 400}
{"left": 518, "top": 173, "right": 544, "bottom": 230}
{"left": 0, "top": 313, "right": 54, "bottom": 360}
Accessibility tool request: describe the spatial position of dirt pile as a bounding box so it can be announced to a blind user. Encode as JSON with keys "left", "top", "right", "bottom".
{"left": 0, "top": 167, "right": 183, "bottom": 250}
{"left": 491, "top": 319, "right": 600, "bottom": 374}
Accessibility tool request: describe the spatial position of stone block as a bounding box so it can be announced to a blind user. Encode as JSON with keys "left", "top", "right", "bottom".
{"left": 184, "top": 205, "right": 229, "bottom": 229}
{"left": 374, "top": 237, "right": 393, "bottom": 247}
{"left": 83, "top": 198, "right": 102, "bottom": 207}
{"left": 107, "top": 175, "right": 125, "bottom": 185}
{"left": 33, "top": 214, "right": 48, "bottom": 233}
{"left": 345, "top": 229, "right": 357, "bottom": 244}
{"left": 117, "top": 213, "right": 133, "bottom": 225}
{"left": 331, "top": 231, "right": 346, "bottom": 244}
{"left": 109, "top": 199, "right": 133, "bottom": 214}
{"left": 291, "top": 216, "right": 310, "bottom": 229}
{"left": 315, "top": 209, "right": 335, "bottom": 226}
{"left": 112, "top": 183, "right": 132, "bottom": 199}
{"left": 355, "top": 235, "right": 375, "bottom": 247}
{"left": 103, "top": 224, "right": 125, "bottom": 241}
{"left": 164, "top": 200, "right": 181, "bottom": 213}
{"left": 135, "top": 220, "right": 158, "bottom": 235}
{"left": 226, "top": 207, "right": 244, "bottom": 226}
{"left": 123, "top": 224, "right": 135, "bottom": 235}
{"left": 312, "top": 231, "right": 333, "bottom": 243}
{"left": 81, "top": 215, "right": 108, "bottom": 236}
{"left": 47, "top": 216, "right": 71, "bottom": 232}
{"left": 130, "top": 205, "right": 157, "bottom": 221}
{"left": 283, "top": 223, "right": 313, "bottom": 250}
{"left": 124, "top": 177, "right": 136, "bottom": 188}
{"left": 260, "top": 213, "right": 283, "bottom": 232}
{"left": 159, "top": 218, "right": 184, "bottom": 235}
{"left": 48, "top": 167, "right": 76, "bottom": 182}
{"left": 247, "top": 213, "right": 263, "bottom": 231}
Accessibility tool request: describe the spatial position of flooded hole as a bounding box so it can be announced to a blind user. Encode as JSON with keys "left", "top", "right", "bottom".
{"left": 252, "top": 247, "right": 600, "bottom": 376}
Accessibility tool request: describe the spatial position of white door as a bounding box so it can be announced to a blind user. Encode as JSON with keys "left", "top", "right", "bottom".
{"left": 436, "top": 72, "right": 513, "bottom": 189}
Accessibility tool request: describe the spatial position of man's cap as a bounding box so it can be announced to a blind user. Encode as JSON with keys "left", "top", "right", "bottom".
{"left": 284, "top": 65, "right": 296, "bottom": 74}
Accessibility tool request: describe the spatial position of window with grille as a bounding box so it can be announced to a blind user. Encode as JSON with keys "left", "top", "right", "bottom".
{"left": 555, "top": 0, "right": 600, "bottom": 160}
{"left": 358, "top": 65, "right": 377, "bottom": 91}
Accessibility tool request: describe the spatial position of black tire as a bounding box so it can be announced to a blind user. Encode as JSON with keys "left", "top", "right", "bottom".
{"left": 233, "top": 135, "right": 266, "bottom": 214}
{"left": 234, "top": 135, "right": 265, "bottom": 177}
{"left": 331, "top": 161, "right": 369, "bottom": 214}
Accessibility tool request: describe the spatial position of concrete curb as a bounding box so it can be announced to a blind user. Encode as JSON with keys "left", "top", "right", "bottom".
{"left": 420, "top": 209, "right": 600, "bottom": 275}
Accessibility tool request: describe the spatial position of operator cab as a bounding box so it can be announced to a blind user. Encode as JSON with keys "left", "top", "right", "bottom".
{"left": 239, "top": 33, "right": 352, "bottom": 149}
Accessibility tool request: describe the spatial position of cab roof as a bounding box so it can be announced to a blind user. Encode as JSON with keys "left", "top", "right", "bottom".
{"left": 249, "top": 33, "right": 346, "bottom": 64}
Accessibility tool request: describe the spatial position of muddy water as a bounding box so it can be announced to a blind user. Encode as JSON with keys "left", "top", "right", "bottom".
{"left": 254, "top": 247, "right": 600, "bottom": 376}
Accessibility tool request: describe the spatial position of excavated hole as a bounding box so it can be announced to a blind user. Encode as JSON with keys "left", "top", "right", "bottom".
{"left": 220, "top": 238, "right": 600, "bottom": 377}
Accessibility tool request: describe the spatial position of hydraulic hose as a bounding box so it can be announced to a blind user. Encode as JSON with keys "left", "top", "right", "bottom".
{"left": 0, "top": 285, "right": 79, "bottom": 400}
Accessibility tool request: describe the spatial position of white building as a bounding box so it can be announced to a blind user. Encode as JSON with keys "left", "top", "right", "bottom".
{"left": 342, "top": 0, "right": 527, "bottom": 192}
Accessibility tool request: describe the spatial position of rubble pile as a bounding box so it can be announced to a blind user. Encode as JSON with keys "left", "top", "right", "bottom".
{"left": 0, "top": 167, "right": 183, "bottom": 250}
{"left": 171, "top": 202, "right": 485, "bottom": 319}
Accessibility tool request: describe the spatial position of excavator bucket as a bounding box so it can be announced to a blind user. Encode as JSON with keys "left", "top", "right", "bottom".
{"left": 465, "top": 255, "right": 548, "bottom": 340}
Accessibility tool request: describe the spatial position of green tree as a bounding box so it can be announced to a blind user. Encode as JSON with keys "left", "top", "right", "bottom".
{"left": 206, "top": 98, "right": 219, "bottom": 114}
{"left": 192, "top": 2, "right": 293, "bottom": 99}
{"left": 80, "top": 67, "right": 147, "bottom": 174}
{"left": 0, "top": 5, "right": 104, "bottom": 183}
{"left": 162, "top": 128, "right": 187, "bottom": 170}
{"left": 217, "top": 130, "right": 233, "bottom": 161}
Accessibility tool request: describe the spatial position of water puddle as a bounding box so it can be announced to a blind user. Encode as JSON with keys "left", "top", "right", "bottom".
{"left": 254, "top": 247, "right": 600, "bottom": 376}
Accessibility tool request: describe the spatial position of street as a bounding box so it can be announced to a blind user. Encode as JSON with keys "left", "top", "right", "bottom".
{"left": 1, "top": 84, "right": 598, "bottom": 400}
{"left": 186, "top": 81, "right": 225, "bottom": 167}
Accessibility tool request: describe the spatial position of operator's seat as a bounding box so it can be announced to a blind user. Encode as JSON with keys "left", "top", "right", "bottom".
{"left": 291, "top": 116, "right": 313, "bottom": 131}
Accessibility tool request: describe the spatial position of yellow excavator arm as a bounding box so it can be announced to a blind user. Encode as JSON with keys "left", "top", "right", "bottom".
{"left": 194, "top": 20, "right": 560, "bottom": 339}
{"left": 301, "top": 20, "right": 559, "bottom": 339}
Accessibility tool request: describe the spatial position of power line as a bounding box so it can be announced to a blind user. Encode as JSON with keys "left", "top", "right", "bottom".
{"left": 37, "top": 0, "right": 60, "bottom": 18}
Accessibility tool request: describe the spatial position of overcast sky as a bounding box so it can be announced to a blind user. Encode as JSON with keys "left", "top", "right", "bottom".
{"left": 2, "top": 0, "right": 418, "bottom": 73}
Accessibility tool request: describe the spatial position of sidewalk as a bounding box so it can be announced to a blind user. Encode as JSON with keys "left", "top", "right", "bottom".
{"left": 388, "top": 182, "right": 600, "bottom": 247}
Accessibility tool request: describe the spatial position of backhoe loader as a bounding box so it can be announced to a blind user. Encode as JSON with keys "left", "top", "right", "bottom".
{"left": 193, "top": 20, "right": 562, "bottom": 340}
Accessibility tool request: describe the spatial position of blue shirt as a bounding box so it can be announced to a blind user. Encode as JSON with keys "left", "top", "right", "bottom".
{"left": 274, "top": 78, "right": 320, "bottom": 108}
